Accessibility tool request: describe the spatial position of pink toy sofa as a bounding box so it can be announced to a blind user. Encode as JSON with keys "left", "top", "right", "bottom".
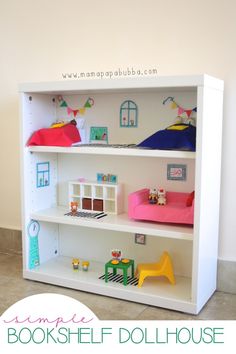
{"left": 128, "top": 189, "right": 194, "bottom": 225}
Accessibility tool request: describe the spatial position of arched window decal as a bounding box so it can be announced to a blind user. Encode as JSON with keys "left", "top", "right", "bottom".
{"left": 120, "top": 100, "right": 138, "bottom": 127}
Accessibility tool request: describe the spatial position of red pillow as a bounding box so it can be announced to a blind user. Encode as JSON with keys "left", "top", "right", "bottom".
{"left": 186, "top": 191, "right": 195, "bottom": 207}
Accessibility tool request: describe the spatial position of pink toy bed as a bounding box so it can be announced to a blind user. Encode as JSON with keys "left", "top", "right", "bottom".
{"left": 128, "top": 189, "right": 194, "bottom": 225}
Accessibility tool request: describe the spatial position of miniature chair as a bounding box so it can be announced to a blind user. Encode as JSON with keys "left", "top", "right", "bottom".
{"left": 135, "top": 251, "right": 175, "bottom": 288}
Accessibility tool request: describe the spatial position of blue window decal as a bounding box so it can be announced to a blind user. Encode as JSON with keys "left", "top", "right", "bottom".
{"left": 36, "top": 162, "right": 50, "bottom": 188}
{"left": 120, "top": 100, "right": 138, "bottom": 127}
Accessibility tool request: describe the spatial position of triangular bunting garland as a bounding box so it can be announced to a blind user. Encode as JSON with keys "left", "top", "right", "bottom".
{"left": 58, "top": 96, "right": 94, "bottom": 117}
{"left": 163, "top": 96, "right": 197, "bottom": 121}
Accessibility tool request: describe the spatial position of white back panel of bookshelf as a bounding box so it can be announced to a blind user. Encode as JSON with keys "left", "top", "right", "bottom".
{"left": 58, "top": 224, "right": 193, "bottom": 278}
{"left": 55, "top": 90, "right": 197, "bottom": 145}
{"left": 58, "top": 154, "right": 195, "bottom": 211}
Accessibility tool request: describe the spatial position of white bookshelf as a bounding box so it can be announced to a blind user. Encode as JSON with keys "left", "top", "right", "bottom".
{"left": 20, "top": 75, "right": 223, "bottom": 314}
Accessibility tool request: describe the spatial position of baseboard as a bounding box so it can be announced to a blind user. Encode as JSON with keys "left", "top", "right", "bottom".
{"left": 217, "top": 259, "right": 236, "bottom": 294}
{"left": 0, "top": 227, "right": 235, "bottom": 294}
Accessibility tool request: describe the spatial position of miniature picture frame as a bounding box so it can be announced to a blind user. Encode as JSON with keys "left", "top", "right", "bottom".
{"left": 97, "top": 173, "right": 117, "bottom": 183}
{"left": 135, "top": 233, "right": 146, "bottom": 245}
{"left": 167, "top": 164, "right": 187, "bottom": 181}
{"left": 90, "top": 126, "right": 108, "bottom": 144}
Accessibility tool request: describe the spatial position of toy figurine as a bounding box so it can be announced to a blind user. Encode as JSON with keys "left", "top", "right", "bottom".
{"left": 174, "top": 116, "right": 183, "bottom": 124}
{"left": 50, "top": 120, "right": 66, "bottom": 128}
{"left": 111, "top": 249, "right": 122, "bottom": 260}
{"left": 148, "top": 188, "right": 158, "bottom": 204}
{"left": 51, "top": 119, "right": 77, "bottom": 129}
{"left": 70, "top": 201, "right": 78, "bottom": 214}
{"left": 72, "top": 258, "right": 80, "bottom": 270}
{"left": 82, "top": 261, "right": 90, "bottom": 271}
{"left": 157, "top": 188, "right": 166, "bottom": 205}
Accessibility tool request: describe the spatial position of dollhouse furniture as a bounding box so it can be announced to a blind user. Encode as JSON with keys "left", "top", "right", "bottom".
{"left": 19, "top": 74, "right": 223, "bottom": 314}
{"left": 128, "top": 189, "right": 194, "bottom": 225}
{"left": 68, "top": 180, "right": 123, "bottom": 214}
{"left": 105, "top": 259, "right": 135, "bottom": 286}
{"left": 27, "top": 122, "right": 81, "bottom": 147}
{"left": 138, "top": 123, "right": 196, "bottom": 151}
{"left": 135, "top": 251, "right": 175, "bottom": 288}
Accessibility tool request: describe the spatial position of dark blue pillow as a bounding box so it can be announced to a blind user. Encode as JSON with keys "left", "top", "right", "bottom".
{"left": 138, "top": 124, "right": 196, "bottom": 151}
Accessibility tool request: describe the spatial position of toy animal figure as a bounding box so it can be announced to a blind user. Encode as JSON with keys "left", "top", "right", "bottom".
{"left": 148, "top": 188, "right": 158, "bottom": 204}
{"left": 174, "top": 116, "right": 183, "bottom": 124}
{"left": 185, "top": 117, "right": 196, "bottom": 126}
{"left": 70, "top": 201, "right": 78, "bottom": 214}
{"left": 72, "top": 258, "right": 80, "bottom": 270}
{"left": 82, "top": 261, "right": 90, "bottom": 271}
{"left": 157, "top": 188, "right": 166, "bottom": 205}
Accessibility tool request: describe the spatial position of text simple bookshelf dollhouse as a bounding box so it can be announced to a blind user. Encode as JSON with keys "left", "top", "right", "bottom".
{"left": 20, "top": 75, "right": 223, "bottom": 314}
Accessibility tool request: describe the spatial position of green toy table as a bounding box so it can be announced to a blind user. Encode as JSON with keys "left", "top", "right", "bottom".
{"left": 105, "top": 259, "right": 135, "bottom": 286}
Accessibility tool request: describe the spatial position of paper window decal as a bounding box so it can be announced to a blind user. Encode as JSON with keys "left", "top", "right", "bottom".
{"left": 120, "top": 100, "right": 138, "bottom": 127}
{"left": 36, "top": 162, "right": 50, "bottom": 188}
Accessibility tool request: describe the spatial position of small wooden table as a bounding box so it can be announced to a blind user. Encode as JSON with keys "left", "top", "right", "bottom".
{"left": 105, "top": 259, "right": 135, "bottom": 286}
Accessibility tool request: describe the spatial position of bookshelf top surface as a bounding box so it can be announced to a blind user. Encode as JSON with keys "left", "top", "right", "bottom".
{"left": 19, "top": 74, "right": 223, "bottom": 94}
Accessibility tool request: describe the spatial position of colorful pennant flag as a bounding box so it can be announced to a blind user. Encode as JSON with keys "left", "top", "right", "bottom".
{"left": 60, "top": 100, "right": 68, "bottom": 107}
{"left": 79, "top": 107, "right": 86, "bottom": 115}
{"left": 171, "top": 101, "right": 178, "bottom": 109}
{"left": 84, "top": 97, "right": 94, "bottom": 108}
{"left": 73, "top": 110, "right": 79, "bottom": 117}
{"left": 67, "top": 107, "right": 73, "bottom": 115}
{"left": 185, "top": 109, "right": 193, "bottom": 118}
{"left": 178, "top": 107, "right": 185, "bottom": 115}
{"left": 58, "top": 96, "right": 94, "bottom": 118}
{"left": 163, "top": 96, "right": 197, "bottom": 118}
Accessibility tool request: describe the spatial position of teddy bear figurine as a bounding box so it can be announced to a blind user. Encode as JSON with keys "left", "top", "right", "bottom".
{"left": 157, "top": 188, "right": 167, "bottom": 205}
{"left": 148, "top": 188, "right": 158, "bottom": 204}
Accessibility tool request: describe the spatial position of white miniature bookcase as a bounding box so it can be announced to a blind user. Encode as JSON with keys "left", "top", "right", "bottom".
{"left": 68, "top": 180, "right": 123, "bottom": 214}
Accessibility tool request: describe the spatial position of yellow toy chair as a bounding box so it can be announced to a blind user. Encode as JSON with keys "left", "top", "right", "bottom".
{"left": 135, "top": 251, "right": 175, "bottom": 288}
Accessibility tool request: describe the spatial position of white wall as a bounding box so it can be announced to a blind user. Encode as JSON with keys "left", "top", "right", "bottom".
{"left": 0, "top": 0, "right": 235, "bottom": 261}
